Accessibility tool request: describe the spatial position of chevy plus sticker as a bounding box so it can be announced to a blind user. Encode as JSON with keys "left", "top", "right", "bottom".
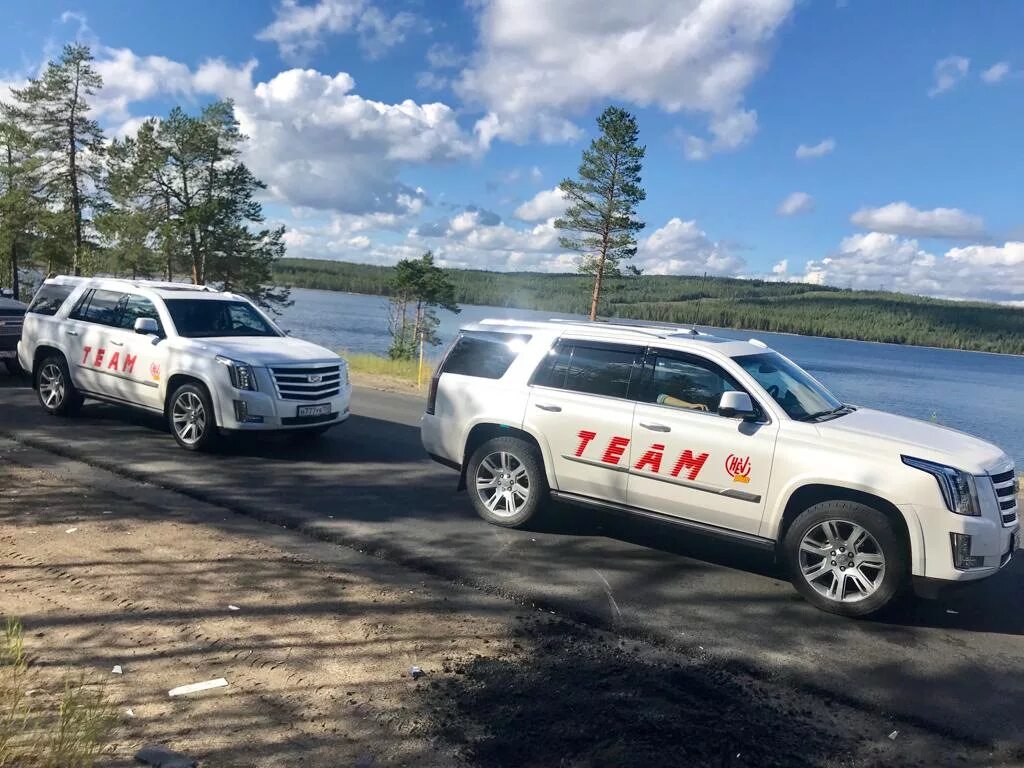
{"left": 725, "top": 454, "right": 751, "bottom": 483}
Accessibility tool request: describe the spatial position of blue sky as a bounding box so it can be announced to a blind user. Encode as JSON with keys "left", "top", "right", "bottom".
{"left": 2, "top": 0, "right": 1022, "bottom": 302}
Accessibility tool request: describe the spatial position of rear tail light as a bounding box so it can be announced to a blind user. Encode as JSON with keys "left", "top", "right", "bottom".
{"left": 426, "top": 336, "right": 460, "bottom": 415}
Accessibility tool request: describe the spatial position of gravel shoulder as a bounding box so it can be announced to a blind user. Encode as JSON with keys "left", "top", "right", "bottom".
{"left": 1, "top": 439, "right": 1016, "bottom": 767}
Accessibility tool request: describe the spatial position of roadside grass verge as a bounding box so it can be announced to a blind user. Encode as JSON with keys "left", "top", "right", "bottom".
{"left": 343, "top": 352, "right": 433, "bottom": 393}
{"left": 0, "top": 618, "right": 115, "bottom": 767}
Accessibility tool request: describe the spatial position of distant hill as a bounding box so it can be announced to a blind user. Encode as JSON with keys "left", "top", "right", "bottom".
{"left": 273, "top": 258, "right": 1024, "bottom": 355}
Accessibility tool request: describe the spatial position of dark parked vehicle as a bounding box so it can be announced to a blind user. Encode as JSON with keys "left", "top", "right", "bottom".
{"left": 0, "top": 292, "right": 27, "bottom": 375}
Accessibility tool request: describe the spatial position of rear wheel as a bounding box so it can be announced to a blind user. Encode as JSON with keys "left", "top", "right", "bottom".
{"left": 783, "top": 500, "right": 907, "bottom": 617}
{"left": 466, "top": 436, "right": 548, "bottom": 528}
{"left": 168, "top": 383, "right": 218, "bottom": 452}
{"left": 35, "top": 354, "right": 83, "bottom": 416}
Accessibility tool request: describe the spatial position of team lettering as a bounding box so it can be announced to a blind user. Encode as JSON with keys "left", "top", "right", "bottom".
{"left": 576, "top": 430, "right": 711, "bottom": 481}
{"left": 81, "top": 346, "right": 137, "bottom": 375}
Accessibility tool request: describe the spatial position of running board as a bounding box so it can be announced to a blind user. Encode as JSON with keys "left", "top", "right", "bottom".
{"left": 549, "top": 491, "right": 775, "bottom": 550}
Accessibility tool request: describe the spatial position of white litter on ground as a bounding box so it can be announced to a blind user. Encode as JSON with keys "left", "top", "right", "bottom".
{"left": 125, "top": 708, "right": 135, "bottom": 717}
{"left": 228, "top": 605, "right": 240, "bottom": 611}
{"left": 168, "top": 678, "right": 228, "bottom": 697}
{"left": 65, "top": 527, "right": 77, "bottom": 534}
{"left": 112, "top": 665, "right": 122, "bottom": 674}
{"left": 888, "top": 730, "right": 899, "bottom": 740}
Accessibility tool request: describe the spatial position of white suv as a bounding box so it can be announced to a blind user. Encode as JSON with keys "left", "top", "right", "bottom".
{"left": 421, "top": 319, "right": 1020, "bottom": 617}
{"left": 19, "top": 277, "right": 351, "bottom": 450}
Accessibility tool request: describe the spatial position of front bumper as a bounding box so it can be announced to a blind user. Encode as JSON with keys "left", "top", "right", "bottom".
{"left": 215, "top": 382, "right": 353, "bottom": 432}
{"left": 907, "top": 500, "right": 1019, "bottom": 582}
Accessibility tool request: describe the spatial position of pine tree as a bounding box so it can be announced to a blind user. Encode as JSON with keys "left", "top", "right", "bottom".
{"left": 8, "top": 44, "right": 104, "bottom": 276}
{"left": 554, "top": 106, "right": 646, "bottom": 320}
{"left": 0, "top": 118, "right": 41, "bottom": 299}
{"left": 387, "top": 252, "right": 459, "bottom": 360}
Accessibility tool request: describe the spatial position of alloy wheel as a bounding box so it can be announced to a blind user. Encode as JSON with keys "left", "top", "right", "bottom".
{"left": 475, "top": 451, "right": 530, "bottom": 519}
{"left": 172, "top": 391, "right": 207, "bottom": 446}
{"left": 798, "top": 519, "right": 886, "bottom": 603}
{"left": 39, "top": 363, "right": 66, "bottom": 410}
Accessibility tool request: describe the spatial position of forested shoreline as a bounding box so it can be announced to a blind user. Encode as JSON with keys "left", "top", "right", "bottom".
{"left": 274, "top": 258, "right": 1024, "bottom": 355}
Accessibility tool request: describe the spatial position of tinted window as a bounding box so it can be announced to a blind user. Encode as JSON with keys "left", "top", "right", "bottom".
{"left": 441, "top": 331, "right": 531, "bottom": 379}
{"left": 642, "top": 353, "right": 742, "bottom": 413}
{"left": 118, "top": 294, "right": 162, "bottom": 333}
{"left": 534, "top": 342, "right": 641, "bottom": 399}
{"left": 26, "top": 284, "right": 75, "bottom": 316}
{"left": 163, "top": 299, "right": 280, "bottom": 338}
{"left": 70, "top": 289, "right": 125, "bottom": 326}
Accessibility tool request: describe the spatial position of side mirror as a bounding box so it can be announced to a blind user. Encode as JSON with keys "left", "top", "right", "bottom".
{"left": 134, "top": 317, "right": 160, "bottom": 336}
{"left": 719, "top": 391, "right": 757, "bottom": 420}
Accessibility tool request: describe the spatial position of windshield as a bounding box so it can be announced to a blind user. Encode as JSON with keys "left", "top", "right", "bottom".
{"left": 734, "top": 352, "right": 843, "bottom": 421}
{"left": 164, "top": 299, "right": 281, "bottom": 338}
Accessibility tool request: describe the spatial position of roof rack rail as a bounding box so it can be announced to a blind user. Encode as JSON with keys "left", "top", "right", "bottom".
{"left": 548, "top": 318, "right": 705, "bottom": 336}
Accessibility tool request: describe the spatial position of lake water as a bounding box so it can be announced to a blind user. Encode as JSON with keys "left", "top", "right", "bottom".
{"left": 278, "top": 287, "right": 1024, "bottom": 467}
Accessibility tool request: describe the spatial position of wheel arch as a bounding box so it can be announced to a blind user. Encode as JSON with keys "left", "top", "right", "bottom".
{"left": 31, "top": 345, "right": 68, "bottom": 388}
{"left": 774, "top": 483, "right": 919, "bottom": 571}
{"left": 458, "top": 422, "right": 549, "bottom": 492}
{"left": 164, "top": 372, "right": 221, "bottom": 427}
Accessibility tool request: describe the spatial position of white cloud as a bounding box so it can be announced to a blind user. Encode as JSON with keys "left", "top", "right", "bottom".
{"left": 256, "top": 0, "right": 418, "bottom": 62}
{"left": 529, "top": 166, "right": 543, "bottom": 183}
{"left": 850, "top": 202, "right": 984, "bottom": 239}
{"left": 514, "top": 187, "right": 569, "bottom": 221}
{"left": 681, "top": 108, "right": 760, "bottom": 160}
{"left": 795, "top": 138, "right": 835, "bottom": 159}
{"left": 425, "top": 43, "right": 466, "bottom": 70}
{"left": 929, "top": 55, "right": 970, "bottom": 97}
{"left": 415, "top": 71, "right": 449, "bottom": 91}
{"left": 981, "top": 62, "right": 1011, "bottom": 84}
{"left": 798, "top": 233, "right": 1024, "bottom": 302}
{"left": 91, "top": 47, "right": 195, "bottom": 121}
{"left": 633, "top": 218, "right": 746, "bottom": 276}
{"left": 458, "top": 0, "right": 794, "bottom": 147}
{"left": 771, "top": 259, "right": 788, "bottom": 275}
{"left": 777, "top": 191, "right": 814, "bottom": 216}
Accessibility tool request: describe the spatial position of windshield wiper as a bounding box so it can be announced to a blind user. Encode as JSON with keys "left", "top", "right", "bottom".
{"left": 798, "top": 405, "right": 853, "bottom": 422}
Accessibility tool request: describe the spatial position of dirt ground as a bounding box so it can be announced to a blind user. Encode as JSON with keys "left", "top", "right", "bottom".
{"left": 0, "top": 441, "right": 1017, "bottom": 767}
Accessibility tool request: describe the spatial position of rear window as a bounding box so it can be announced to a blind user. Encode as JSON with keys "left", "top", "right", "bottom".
{"left": 26, "top": 284, "right": 75, "bottom": 316}
{"left": 533, "top": 342, "right": 642, "bottom": 399}
{"left": 440, "top": 331, "right": 531, "bottom": 380}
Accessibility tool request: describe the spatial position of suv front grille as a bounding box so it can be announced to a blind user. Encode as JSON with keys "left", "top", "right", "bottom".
{"left": 991, "top": 468, "right": 1019, "bottom": 526}
{"left": 0, "top": 312, "right": 23, "bottom": 337}
{"left": 270, "top": 364, "right": 342, "bottom": 401}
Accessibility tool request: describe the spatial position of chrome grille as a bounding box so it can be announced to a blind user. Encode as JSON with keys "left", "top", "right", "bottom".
{"left": 0, "top": 313, "right": 23, "bottom": 337}
{"left": 271, "top": 364, "right": 343, "bottom": 401}
{"left": 991, "top": 468, "right": 1019, "bottom": 526}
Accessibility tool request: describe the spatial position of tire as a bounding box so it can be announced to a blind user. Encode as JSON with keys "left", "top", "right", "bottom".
{"left": 168, "top": 382, "right": 218, "bottom": 452}
{"left": 466, "top": 436, "right": 548, "bottom": 528}
{"left": 783, "top": 500, "right": 908, "bottom": 618}
{"left": 34, "top": 354, "right": 84, "bottom": 417}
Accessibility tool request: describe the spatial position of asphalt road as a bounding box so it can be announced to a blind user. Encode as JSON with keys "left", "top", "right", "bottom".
{"left": 1, "top": 371, "right": 1022, "bottom": 750}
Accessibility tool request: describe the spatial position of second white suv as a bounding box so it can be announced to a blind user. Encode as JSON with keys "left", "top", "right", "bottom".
{"left": 421, "top": 319, "right": 1019, "bottom": 617}
{"left": 19, "top": 277, "right": 351, "bottom": 450}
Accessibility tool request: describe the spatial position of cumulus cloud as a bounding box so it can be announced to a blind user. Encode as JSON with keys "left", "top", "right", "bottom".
{"left": 256, "top": 0, "right": 419, "bottom": 62}
{"left": 929, "top": 55, "right": 970, "bottom": 96}
{"left": 981, "top": 62, "right": 1011, "bottom": 84}
{"left": 850, "top": 202, "right": 984, "bottom": 239}
{"left": 514, "top": 187, "right": 569, "bottom": 221}
{"left": 799, "top": 233, "right": 1024, "bottom": 302}
{"left": 777, "top": 191, "right": 814, "bottom": 217}
{"left": 795, "top": 138, "right": 835, "bottom": 159}
{"left": 633, "top": 218, "right": 746, "bottom": 276}
{"left": 681, "top": 109, "right": 760, "bottom": 160}
{"left": 457, "top": 0, "right": 794, "bottom": 147}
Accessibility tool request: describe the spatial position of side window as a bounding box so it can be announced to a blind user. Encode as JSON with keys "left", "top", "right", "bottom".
{"left": 72, "top": 289, "right": 125, "bottom": 326}
{"left": 118, "top": 294, "right": 162, "bottom": 333}
{"left": 228, "top": 303, "right": 265, "bottom": 333}
{"left": 643, "top": 352, "right": 744, "bottom": 415}
{"left": 26, "top": 284, "right": 75, "bottom": 316}
{"left": 533, "top": 342, "right": 642, "bottom": 399}
{"left": 440, "top": 331, "right": 531, "bottom": 380}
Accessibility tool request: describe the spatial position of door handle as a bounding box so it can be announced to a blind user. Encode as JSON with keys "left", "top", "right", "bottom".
{"left": 639, "top": 422, "right": 671, "bottom": 432}
{"left": 535, "top": 403, "right": 562, "bottom": 412}
{"left": 109, "top": 340, "right": 124, "bottom": 347}
{"left": 65, "top": 330, "right": 78, "bottom": 337}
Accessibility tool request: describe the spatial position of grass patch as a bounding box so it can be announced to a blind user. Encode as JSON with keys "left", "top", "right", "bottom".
{"left": 343, "top": 352, "right": 434, "bottom": 391}
{"left": 0, "top": 618, "right": 115, "bottom": 768}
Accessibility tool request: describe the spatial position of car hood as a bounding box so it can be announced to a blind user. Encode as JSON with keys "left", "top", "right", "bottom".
{"left": 186, "top": 336, "right": 342, "bottom": 366}
{"left": 817, "top": 407, "right": 1009, "bottom": 474}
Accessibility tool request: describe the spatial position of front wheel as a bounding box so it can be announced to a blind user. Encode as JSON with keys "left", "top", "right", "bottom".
{"left": 783, "top": 500, "right": 907, "bottom": 617}
{"left": 466, "top": 436, "right": 548, "bottom": 528}
{"left": 168, "top": 383, "right": 218, "bottom": 452}
{"left": 35, "top": 354, "right": 83, "bottom": 416}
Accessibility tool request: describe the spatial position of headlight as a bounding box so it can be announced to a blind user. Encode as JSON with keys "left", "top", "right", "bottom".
{"left": 216, "top": 355, "right": 257, "bottom": 391}
{"left": 902, "top": 456, "right": 980, "bottom": 516}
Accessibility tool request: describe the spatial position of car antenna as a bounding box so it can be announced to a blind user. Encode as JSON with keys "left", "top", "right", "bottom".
{"left": 692, "top": 271, "right": 708, "bottom": 331}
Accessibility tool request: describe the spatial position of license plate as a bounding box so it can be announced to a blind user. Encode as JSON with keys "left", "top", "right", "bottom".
{"left": 298, "top": 404, "right": 331, "bottom": 417}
